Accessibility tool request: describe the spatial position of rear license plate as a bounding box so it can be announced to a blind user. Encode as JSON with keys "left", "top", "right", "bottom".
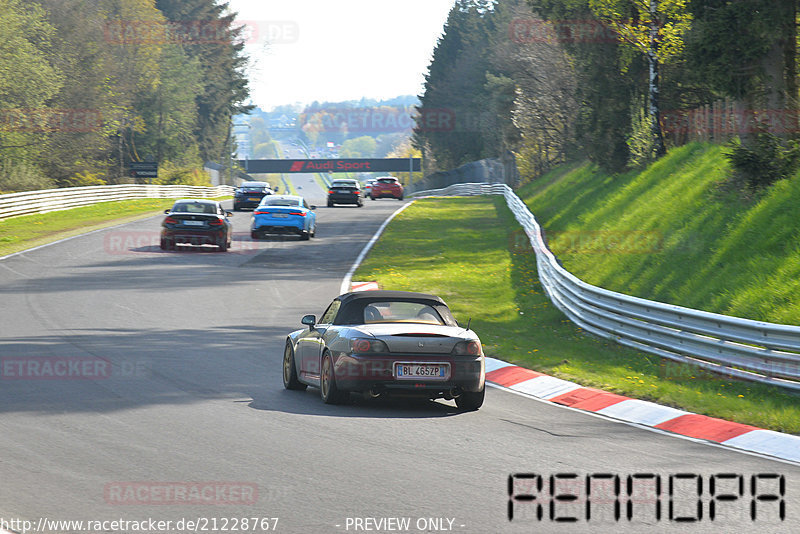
{"left": 183, "top": 220, "right": 204, "bottom": 226}
{"left": 248, "top": 197, "right": 260, "bottom": 201}
{"left": 272, "top": 213, "right": 288, "bottom": 218}
{"left": 395, "top": 362, "right": 450, "bottom": 380}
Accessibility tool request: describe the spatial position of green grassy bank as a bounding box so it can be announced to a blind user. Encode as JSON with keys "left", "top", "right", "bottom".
{"left": 353, "top": 196, "right": 800, "bottom": 433}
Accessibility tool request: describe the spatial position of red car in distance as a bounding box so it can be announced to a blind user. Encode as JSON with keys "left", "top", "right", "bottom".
{"left": 370, "top": 176, "right": 404, "bottom": 201}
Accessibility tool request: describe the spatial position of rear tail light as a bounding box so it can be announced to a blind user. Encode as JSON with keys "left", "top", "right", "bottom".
{"left": 209, "top": 218, "right": 224, "bottom": 226}
{"left": 328, "top": 190, "right": 334, "bottom": 194}
{"left": 452, "top": 340, "right": 482, "bottom": 356}
{"left": 289, "top": 211, "right": 306, "bottom": 217}
{"left": 254, "top": 210, "right": 269, "bottom": 215}
{"left": 164, "top": 216, "right": 178, "bottom": 224}
{"left": 351, "top": 338, "right": 390, "bottom": 353}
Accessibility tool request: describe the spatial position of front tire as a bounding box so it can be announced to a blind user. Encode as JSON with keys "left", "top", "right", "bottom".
{"left": 320, "top": 352, "right": 346, "bottom": 404}
{"left": 455, "top": 387, "right": 484, "bottom": 411}
{"left": 283, "top": 342, "right": 306, "bottom": 390}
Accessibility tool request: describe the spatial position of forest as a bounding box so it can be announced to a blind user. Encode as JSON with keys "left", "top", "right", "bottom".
{"left": 414, "top": 0, "right": 800, "bottom": 189}
{"left": 0, "top": 0, "right": 250, "bottom": 192}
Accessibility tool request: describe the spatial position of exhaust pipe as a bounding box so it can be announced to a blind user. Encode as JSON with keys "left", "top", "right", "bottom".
{"left": 363, "top": 389, "right": 382, "bottom": 399}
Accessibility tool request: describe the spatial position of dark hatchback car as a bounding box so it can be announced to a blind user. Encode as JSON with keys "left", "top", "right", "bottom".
{"left": 283, "top": 290, "right": 485, "bottom": 409}
{"left": 160, "top": 199, "right": 233, "bottom": 252}
{"left": 327, "top": 179, "right": 363, "bottom": 207}
{"left": 233, "top": 181, "right": 272, "bottom": 211}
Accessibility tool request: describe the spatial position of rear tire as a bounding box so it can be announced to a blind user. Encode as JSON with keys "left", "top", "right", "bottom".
{"left": 455, "top": 387, "right": 484, "bottom": 411}
{"left": 218, "top": 239, "right": 228, "bottom": 252}
{"left": 251, "top": 231, "right": 260, "bottom": 240}
{"left": 320, "top": 352, "right": 346, "bottom": 404}
{"left": 300, "top": 230, "right": 310, "bottom": 241}
{"left": 283, "top": 342, "right": 306, "bottom": 390}
{"left": 327, "top": 201, "right": 334, "bottom": 207}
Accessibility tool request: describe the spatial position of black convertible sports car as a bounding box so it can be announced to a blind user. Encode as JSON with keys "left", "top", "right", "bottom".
{"left": 282, "top": 290, "right": 485, "bottom": 409}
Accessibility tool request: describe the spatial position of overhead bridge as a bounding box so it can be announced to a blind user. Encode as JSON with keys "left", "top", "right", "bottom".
{"left": 237, "top": 158, "right": 421, "bottom": 174}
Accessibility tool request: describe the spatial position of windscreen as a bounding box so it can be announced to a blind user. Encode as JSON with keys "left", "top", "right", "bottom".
{"left": 172, "top": 202, "right": 216, "bottom": 214}
{"left": 363, "top": 301, "right": 446, "bottom": 325}
{"left": 260, "top": 198, "right": 300, "bottom": 207}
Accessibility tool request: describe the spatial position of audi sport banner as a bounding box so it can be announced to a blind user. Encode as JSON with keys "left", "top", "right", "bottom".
{"left": 238, "top": 158, "right": 421, "bottom": 174}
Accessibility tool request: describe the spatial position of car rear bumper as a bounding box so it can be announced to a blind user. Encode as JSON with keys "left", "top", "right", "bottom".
{"left": 161, "top": 228, "right": 226, "bottom": 244}
{"left": 328, "top": 193, "right": 361, "bottom": 204}
{"left": 332, "top": 353, "right": 484, "bottom": 393}
{"left": 252, "top": 223, "right": 304, "bottom": 235}
{"left": 371, "top": 190, "right": 402, "bottom": 198}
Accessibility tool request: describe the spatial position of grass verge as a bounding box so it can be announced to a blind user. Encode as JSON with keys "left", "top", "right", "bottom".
{"left": 0, "top": 196, "right": 231, "bottom": 257}
{"left": 354, "top": 196, "right": 800, "bottom": 434}
{"left": 520, "top": 142, "right": 800, "bottom": 325}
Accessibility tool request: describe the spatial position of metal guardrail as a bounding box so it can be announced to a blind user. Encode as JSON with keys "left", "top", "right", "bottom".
{"left": 410, "top": 183, "right": 800, "bottom": 391}
{"left": 0, "top": 184, "right": 235, "bottom": 220}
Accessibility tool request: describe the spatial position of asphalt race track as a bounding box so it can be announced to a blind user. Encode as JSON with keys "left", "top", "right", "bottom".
{"left": 0, "top": 180, "right": 798, "bottom": 533}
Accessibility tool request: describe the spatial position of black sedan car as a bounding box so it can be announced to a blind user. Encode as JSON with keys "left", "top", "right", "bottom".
{"left": 283, "top": 290, "right": 485, "bottom": 409}
{"left": 327, "top": 179, "right": 363, "bottom": 207}
{"left": 233, "top": 181, "right": 272, "bottom": 211}
{"left": 160, "top": 199, "right": 233, "bottom": 252}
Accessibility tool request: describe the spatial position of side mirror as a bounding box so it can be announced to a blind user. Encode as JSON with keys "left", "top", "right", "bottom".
{"left": 164, "top": 209, "right": 170, "bottom": 214}
{"left": 309, "top": 205, "right": 317, "bottom": 210}
{"left": 301, "top": 314, "right": 317, "bottom": 328}
{"left": 226, "top": 211, "right": 233, "bottom": 217}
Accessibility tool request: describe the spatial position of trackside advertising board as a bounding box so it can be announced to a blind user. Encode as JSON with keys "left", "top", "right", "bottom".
{"left": 238, "top": 158, "right": 421, "bottom": 173}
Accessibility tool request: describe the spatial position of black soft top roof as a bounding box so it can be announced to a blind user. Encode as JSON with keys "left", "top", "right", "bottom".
{"left": 173, "top": 199, "right": 218, "bottom": 205}
{"left": 334, "top": 290, "right": 454, "bottom": 326}
{"left": 337, "top": 290, "right": 446, "bottom": 306}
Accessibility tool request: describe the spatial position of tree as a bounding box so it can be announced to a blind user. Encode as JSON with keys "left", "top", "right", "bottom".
{"left": 685, "top": 0, "right": 798, "bottom": 142}
{"left": 155, "top": 0, "right": 252, "bottom": 163}
{"left": 532, "top": 0, "right": 643, "bottom": 171}
{"left": 0, "top": 0, "right": 62, "bottom": 167}
{"left": 339, "top": 136, "right": 377, "bottom": 158}
{"left": 587, "top": 0, "right": 692, "bottom": 158}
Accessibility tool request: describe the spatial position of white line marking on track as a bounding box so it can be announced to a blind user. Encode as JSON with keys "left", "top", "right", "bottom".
{"left": 339, "top": 201, "right": 414, "bottom": 294}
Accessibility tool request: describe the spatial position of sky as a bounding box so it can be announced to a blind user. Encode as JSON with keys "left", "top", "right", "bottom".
{"left": 225, "top": 0, "right": 455, "bottom": 111}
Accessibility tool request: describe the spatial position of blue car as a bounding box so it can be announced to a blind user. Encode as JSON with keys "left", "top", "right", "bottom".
{"left": 251, "top": 195, "right": 317, "bottom": 240}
